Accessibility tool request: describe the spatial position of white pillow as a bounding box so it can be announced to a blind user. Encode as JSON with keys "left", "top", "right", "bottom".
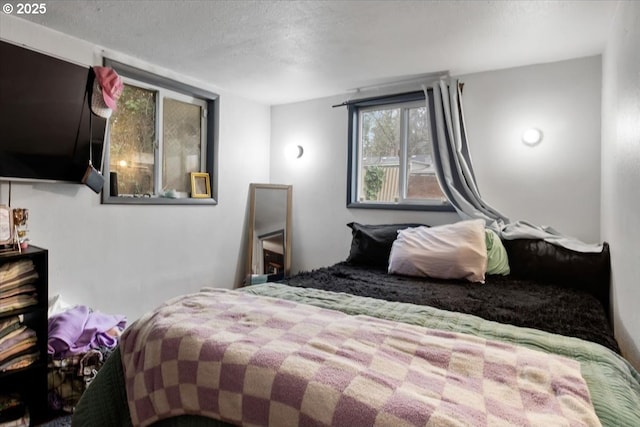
{"left": 388, "top": 219, "right": 488, "bottom": 283}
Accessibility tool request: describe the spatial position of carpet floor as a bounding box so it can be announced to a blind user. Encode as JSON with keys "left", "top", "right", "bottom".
{"left": 36, "top": 415, "right": 72, "bottom": 427}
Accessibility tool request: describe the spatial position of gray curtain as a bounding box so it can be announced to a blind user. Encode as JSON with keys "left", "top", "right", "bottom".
{"left": 423, "top": 79, "right": 509, "bottom": 231}
{"left": 423, "top": 79, "right": 603, "bottom": 252}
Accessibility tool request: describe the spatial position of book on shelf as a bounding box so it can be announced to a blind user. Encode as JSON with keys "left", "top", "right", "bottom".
{"left": 0, "top": 316, "right": 39, "bottom": 373}
{"left": 0, "top": 394, "right": 29, "bottom": 427}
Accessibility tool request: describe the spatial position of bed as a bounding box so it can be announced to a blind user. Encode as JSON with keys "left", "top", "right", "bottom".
{"left": 72, "top": 221, "right": 640, "bottom": 426}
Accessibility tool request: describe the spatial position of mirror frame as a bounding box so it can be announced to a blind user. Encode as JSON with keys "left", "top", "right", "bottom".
{"left": 245, "top": 183, "right": 292, "bottom": 285}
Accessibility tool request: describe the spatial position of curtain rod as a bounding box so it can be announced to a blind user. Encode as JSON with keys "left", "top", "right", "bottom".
{"left": 332, "top": 78, "right": 464, "bottom": 109}
{"left": 332, "top": 90, "right": 427, "bottom": 108}
{"left": 353, "top": 71, "right": 449, "bottom": 92}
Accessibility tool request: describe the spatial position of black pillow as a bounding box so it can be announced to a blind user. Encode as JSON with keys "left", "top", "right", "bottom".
{"left": 346, "top": 222, "right": 428, "bottom": 268}
{"left": 502, "top": 238, "right": 611, "bottom": 316}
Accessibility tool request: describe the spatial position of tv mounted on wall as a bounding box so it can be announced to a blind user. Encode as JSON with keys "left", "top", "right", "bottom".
{"left": 0, "top": 40, "right": 107, "bottom": 183}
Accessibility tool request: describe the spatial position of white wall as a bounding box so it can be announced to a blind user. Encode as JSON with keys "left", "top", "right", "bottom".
{"left": 601, "top": 1, "right": 640, "bottom": 370}
{"left": 462, "top": 56, "right": 602, "bottom": 244}
{"left": 270, "top": 98, "right": 458, "bottom": 273}
{"left": 0, "top": 16, "right": 271, "bottom": 324}
{"left": 271, "top": 56, "right": 603, "bottom": 274}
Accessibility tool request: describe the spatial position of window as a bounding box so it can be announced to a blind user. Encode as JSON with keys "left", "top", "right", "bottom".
{"left": 347, "top": 91, "right": 451, "bottom": 211}
{"left": 101, "top": 59, "right": 218, "bottom": 205}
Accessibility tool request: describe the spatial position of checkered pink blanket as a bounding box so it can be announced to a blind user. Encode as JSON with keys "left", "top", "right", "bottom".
{"left": 120, "top": 289, "right": 600, "bottom": 427}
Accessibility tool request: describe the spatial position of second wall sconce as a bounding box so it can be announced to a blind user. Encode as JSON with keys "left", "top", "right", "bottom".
{"left": 285, "top": 144, "right": 304, "bottom": 159}
{"left": 522, "top": 128, "right": 543, "bottom": 146}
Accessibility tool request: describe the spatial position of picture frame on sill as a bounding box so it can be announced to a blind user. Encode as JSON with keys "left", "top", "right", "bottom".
{"left": 0, "top": 205, "right": 19, "bottom": 254}
{"left": 0, "top": 205, "right": 14, "bottom": 246}
{"left": 190, "top": 172, "right": 211, "bottom": 198}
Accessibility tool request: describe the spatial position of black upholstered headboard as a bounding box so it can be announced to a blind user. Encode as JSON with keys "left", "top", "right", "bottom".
{"left": 502, "top": 239, "right": 611, "bottom": 320}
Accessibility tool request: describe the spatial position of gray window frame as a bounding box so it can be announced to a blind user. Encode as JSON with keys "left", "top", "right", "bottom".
{"left": 100, "top": 59, "right": 219, "bottom": 205}
{"left": 346, "top": 90, "right": 453, "bottom": 211}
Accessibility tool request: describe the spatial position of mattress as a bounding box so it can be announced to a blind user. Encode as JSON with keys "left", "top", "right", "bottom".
{"left": 71, "top": 283, "right": 640, "bottom": 427}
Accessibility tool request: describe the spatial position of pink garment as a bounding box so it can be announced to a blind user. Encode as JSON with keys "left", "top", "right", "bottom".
{"left": 48, "top": 305, "right": 126, "bottom": 357}
{"left": 92, "top": 66, "right": 123, "bottom": 110}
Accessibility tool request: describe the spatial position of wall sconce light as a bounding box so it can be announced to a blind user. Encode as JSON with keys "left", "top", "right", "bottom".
{"left": 522, "top": 128, "right": 543, "bottom": 146}
{"left": 285, "top": 144, "right": 304, "bottom": 159}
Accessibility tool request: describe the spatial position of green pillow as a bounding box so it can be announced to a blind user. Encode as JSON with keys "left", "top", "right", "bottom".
{"left": 485, "top": 229, "right": 510, "bottom": 275}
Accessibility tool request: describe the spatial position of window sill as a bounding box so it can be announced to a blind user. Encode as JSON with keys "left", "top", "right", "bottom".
{"left": 347, "top": 202, "right": 455, "bottom": 212}
{"left": 102, "top": 196, "right": 217, "bottom": 205}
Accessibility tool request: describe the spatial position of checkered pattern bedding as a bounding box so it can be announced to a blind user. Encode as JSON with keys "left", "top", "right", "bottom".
{"left": 120, "top": 288, "right": 600, "bottom": 427}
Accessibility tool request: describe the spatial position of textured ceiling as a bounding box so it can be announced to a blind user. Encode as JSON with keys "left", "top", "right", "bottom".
{"left": 11, "top": 0, "right": 617, "bottom": 105}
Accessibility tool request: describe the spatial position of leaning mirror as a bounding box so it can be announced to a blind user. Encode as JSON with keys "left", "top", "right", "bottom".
{"left": 245, "top": 183, "right": 292, "bottom": 285}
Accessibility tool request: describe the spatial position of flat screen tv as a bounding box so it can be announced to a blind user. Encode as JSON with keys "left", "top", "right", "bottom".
{"left": 0, "top": 40, "right": 106, "bottom": 183}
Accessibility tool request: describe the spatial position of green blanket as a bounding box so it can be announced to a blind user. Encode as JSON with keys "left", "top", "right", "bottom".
{"left": 73, "top": 284, "right": 640, "bottom": 427}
